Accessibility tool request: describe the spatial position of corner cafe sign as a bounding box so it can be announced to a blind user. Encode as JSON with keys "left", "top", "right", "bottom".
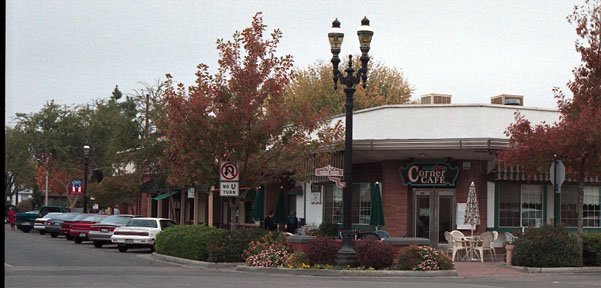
{"left": 399, "top": 163, "right": 459, "bottom": 187}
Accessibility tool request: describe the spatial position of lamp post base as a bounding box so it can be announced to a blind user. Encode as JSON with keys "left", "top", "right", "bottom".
{"left": 335, "top": 230, "right": 358, "bottom": 267}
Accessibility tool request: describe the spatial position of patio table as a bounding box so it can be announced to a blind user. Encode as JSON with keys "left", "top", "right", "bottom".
{"left": 462, "top": 235, "right": 481, "bottom": 261}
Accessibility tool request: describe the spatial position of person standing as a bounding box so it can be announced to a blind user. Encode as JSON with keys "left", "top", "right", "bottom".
{"left": 264, "top": 210, "right": 276, "bottom": 231}
{"left": 113, "top": 205, "right": 120, "bottom": 215}
{"left": 285, "top": 210, "right": 299, "bottom": 234}
{"left": 7, "top": 206, "right": 17, "bottom": 231}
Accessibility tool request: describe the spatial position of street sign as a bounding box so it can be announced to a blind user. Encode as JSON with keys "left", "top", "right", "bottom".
{"left": 188, "top": 187, "right": 195, "bottom": 198}
{"left": 315, "top": 165, "right": 345, "bottom": 188}
{"left": 550, "top": 160, "right": 566, "bottom": 193}
{"left": 220, "top": 162, "right": 239, "bottom": 181}
{"left": 220, "top": 182, "right": 239, "bottom": 197}
{"left": 70, "top": 180, "right": 83, "bottom": 195}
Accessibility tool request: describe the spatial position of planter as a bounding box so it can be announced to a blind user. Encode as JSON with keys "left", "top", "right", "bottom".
{"left": 505, "top": 244, "right": 514, "bottom": 266}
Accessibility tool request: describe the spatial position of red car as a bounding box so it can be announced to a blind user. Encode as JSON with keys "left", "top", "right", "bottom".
{"left": 60, "top": 214, "right": 92, "bottom": 240}
{"left": 70, "top": 215, "right": 107, "bottom": 244}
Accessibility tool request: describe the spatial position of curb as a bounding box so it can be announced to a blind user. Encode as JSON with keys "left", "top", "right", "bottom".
{"left": 235, "top": 266, "right": 457, "bottom": 277}
{"left": 151, "top": 253, "right": 243, "bottom": 268}
{"left": 506, "top": 265, "right": 601, "bottom": 274}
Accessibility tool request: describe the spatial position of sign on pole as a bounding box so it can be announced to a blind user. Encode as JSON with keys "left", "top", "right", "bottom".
{"left": 220, "top": 182, "right": 239, "bottom": 197}
{"left": 188, "top": 187, "right": 195, "bottom": 198}
{"left": 220, "top": 162, "right": 239, "bottom": 181}
{"left": 549, "top": 160, "right": 566, "bottom": 193}
{"left": 315, "top": 165, "right": 345, "bottom": 188}
{"left": 70, "top": 180, "right": 83, "bottom": 195}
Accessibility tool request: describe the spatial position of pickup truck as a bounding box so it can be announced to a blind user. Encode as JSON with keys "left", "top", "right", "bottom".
{"left": 16, "top": 206, "right": 67, "bottom": 233}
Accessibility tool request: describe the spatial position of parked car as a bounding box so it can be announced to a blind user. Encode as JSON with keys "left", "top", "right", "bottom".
{"left": 70, "top": 215, "right": 107, "bottom": 244}
{"left": 111, "top": 218, "right": 176, "bottom": 252}
{"left": 89, "top": 215, "right": 138, "bottom": 248}
{"left": 15, "top": 206, "right": 67, "bottom": 233}
{"left": 45, "top": 213, "right": 80, "bottom": 238}
{"left": 33, "top": 212, "right": 63, "bottom": 235}
{"left": 60, "top": 213, "right": 93, "bottom": 240}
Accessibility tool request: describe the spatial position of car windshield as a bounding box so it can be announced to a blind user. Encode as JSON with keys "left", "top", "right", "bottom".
{"left": 82, "top": 215, "right": 105, "bottom": 222}
{"left": 100, "top": 215, "right": 133, "bottom": 225}
{"left": 126, "top": 219, "right": 158, "bottom": 228}
{"left": 60, "top": 213, "right": 80, "bottom": 220}
{"left": 44, "top": 213, "right": 62, "bottom": 219}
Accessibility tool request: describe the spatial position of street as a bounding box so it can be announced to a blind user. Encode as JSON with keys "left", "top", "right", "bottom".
{"left": 5, "top": 224, "right": 601, "bottom": 288}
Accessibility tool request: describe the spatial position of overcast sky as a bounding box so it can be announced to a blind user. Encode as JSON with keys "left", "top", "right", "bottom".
{"left": 6, "top": 1, "right": 583, "bottom": 126}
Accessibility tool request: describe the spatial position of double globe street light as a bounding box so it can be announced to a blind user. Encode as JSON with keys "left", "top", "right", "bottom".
{"left": 83, "top": 145, "right": 90, "bottom": 213}
{"left": 328, "top": 17, "right": 373, "bottom": 267}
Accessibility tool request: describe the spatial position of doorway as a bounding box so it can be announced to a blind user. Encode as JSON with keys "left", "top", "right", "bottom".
{"left": 413, "top": 189, "right": 455, "bottom": 248}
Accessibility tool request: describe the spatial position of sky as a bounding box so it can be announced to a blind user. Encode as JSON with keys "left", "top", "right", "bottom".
{"left": 6, "top": 1, "right": 584, "bottom": 126}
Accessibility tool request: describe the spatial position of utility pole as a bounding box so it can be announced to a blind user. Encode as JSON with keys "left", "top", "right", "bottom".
{"left": 45, "top": 157, "right": 49, "bottom": 206}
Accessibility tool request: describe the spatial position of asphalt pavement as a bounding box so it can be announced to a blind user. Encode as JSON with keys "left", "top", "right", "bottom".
{"left": 5, "top": 224, "right": 601, "bottom": 288}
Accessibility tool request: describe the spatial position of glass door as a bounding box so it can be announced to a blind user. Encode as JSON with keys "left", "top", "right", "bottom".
{"left": 414, "top": 189, "right": 455, "bottom": 248}
{"left": 416, "top": 194, "right": 430, "bottom": 239}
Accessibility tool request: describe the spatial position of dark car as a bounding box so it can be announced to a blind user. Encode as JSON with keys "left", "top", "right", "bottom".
{"left": 88, "top": 215, "right": 138, "bottom": 248}
{"left": 45, "top": 213, "right": 81, "bottom": 238}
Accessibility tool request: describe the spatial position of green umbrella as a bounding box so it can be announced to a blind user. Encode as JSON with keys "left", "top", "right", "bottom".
{"left": 464, "top": 181, "right": 481, "bottom": 236}
{"left": 273, "top": 187, "right": 287, "bottom": 225}
{"left": 369, "top": 182, "right": 386, "bottom": 229}
{"left": 252, "top": 186, "right": 264, "bottom": 221}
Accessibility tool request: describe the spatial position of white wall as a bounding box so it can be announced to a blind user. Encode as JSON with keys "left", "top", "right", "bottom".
{"left": 303, "top": 182, "right": 323, "bottom": 226}
{"left": 487, "top": 181, "right": 495, "bottom": 228}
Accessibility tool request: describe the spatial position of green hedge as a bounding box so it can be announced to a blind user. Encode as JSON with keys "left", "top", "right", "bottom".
{"left": 513, "top": 224, "right": 580, "bottom": 267}
{"left": 155, "top": 225, "right": 269, "bottom": 262}
{"left": 584, "top": 231, "right": 601, "bottom": 266}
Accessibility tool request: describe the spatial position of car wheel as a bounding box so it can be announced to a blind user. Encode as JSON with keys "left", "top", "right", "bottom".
{"left": 118, "top": 245, "right": 128, "bottom": 252}
{"left": 66, "top": 234, "right": 73, "bottom": 240}
{"left": 74, "top": 237, "right": 83, "bottom": 244}
{"left": 50, "top": 232, "right": 59, "bottom": 238}
{"left": 150, "top": 245, "right": 155, "bottom": 252}
{"left": 22, "top": 227, "right": 31, "bottom": 233}
{"left": 39, "top": 230, "right": 46, "bottom": 235}
{"left": 93, "top": 241, "right": 103, "bottom": 248}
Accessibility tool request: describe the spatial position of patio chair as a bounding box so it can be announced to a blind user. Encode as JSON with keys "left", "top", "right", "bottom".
{"left": 473, "top": 231, "right": 496, "bottom": 262}
{"left": 492, "top": 231, "right": 499, "bottom": 241}
{"left": 446, "top": 231, "right": 468, "bottom": 262}
{"left": 450, "top": 230, "right": 466, "bottom": 239}
{"left": 374, "top": 230, "right": 390, "bottom": 239}
{"left": 357, "top": 232, "right": 381, "bottom": 240}
{"left": 504, "top": 232, "right": 518, "bottom": 244}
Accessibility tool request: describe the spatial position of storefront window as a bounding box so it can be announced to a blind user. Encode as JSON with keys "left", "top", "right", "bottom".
{"left": 561, "top": 185, "right": 601, "bottom": 227}
{"left": 499, "top": 183, "right": 543, "bottom": 227}
{"left": 324, "top": 183, "right": 372, "bottom": 225}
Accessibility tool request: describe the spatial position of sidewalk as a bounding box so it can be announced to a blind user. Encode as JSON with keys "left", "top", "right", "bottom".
{"left": 454, "top": 261, "right": 523, "bottom": 277}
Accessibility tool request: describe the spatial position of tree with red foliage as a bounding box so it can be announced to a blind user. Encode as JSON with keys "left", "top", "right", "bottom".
{"left": 499, "top": 0, "right": 601, "bottom": 264}
{"left": 160, "top": 13, "right": 343, "bottom": 228}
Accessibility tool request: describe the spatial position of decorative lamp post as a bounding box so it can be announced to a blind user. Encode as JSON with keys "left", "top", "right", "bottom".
{"left": 83, "top": 145, "right": 90, "bottom": 213}
{"left": 328, "top": 17, "right": 373, "bottom": 267}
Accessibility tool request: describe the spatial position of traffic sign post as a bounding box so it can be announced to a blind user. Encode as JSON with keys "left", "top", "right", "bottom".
{"left": 220, "top": 161, "right": 239, "bottom": 197}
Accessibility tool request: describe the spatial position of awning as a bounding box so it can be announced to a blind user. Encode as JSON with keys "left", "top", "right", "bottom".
{"left": 287, "top": 186, "right": 303, "bottom": 195}
{"left": 240, "top": 189, "right": 256, "bottom": 202}
{"left": 152, "top": 191, "right": 180, "bottom": 201}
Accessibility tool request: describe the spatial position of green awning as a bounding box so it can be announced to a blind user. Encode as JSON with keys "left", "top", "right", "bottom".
{"left": 240, "top": 189, "right": 256, "bottom": 202}
{"left": 152, "top": 191, "right": 180, "bottom": 201}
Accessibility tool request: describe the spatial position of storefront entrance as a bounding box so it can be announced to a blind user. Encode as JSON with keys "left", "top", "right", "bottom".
{"left": 413, "top": 189, "right": 455, "bottom": 248}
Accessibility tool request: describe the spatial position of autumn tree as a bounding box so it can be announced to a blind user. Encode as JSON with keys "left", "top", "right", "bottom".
{"left": 5, "top": 126, "right": 37, "bottom": 205}
{"left": 286, "top": 58, "right": 413, "bottom": 116}
{"left": 160, "top": 13, "right": 343, "bottom": 229}
{"left": 498, "top": 0, "right": 601, "bottom": 265}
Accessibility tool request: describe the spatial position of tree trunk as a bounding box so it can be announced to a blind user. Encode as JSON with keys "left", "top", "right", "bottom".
{"left": 167, "top": 186, "right": 176, "bottom": 222}
{"left": 577, "top": 157, "right": 587, "bottom": 267}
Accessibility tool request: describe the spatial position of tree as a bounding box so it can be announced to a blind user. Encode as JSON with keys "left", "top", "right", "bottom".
{"left": 5, "top": 126, "right": 37, "bottom": 205}
{"left": 286, "top": 58, "right": 414, "bottom": 117}
{"left": 160, "top": 13, "right": 343, "bottom": 229}
{"left": 498, "top": 0, "right": 601, "bottom": 265}
{"left": 87, "top": 173, "right": 140, "bottom": 209}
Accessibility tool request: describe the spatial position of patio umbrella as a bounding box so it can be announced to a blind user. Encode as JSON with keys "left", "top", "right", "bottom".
{"left": 464, "top": 181, "right": 481, "bottom": 236}
{"left": 273, "top": 187, "right": 287, "bottom": 226}
{"left": 369, "top": 182, "right": 385, "bottom": 229}
{"left": 252, "top": 186, "right": 264, "bottom": 221}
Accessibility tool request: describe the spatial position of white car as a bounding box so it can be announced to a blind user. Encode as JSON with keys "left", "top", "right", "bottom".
{"left": 33, "top": 213, "right": 63, "bottom": 235}
{"left": 111, "top": 217, "right": 176, "bottom": 252}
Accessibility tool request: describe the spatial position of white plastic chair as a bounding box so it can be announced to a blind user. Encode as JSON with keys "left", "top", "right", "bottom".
{"left": 504, "top": 232, "right": 518, "bottom": 244}
{"left": 474, "top": 231, "right": 496, "bottom": 262}
{"left": 447, "top": 231, "right": 468, "bottom": 262}
{"left": 492, "top": 231, "right": 499, "bottom": 242}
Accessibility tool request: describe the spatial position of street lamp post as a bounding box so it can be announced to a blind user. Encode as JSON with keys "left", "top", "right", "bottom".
{"left": 328, "top": 17, "right": 373, "bottom": 267}
{"left": 83, "top": 145, "right": 90, "bottom": 213}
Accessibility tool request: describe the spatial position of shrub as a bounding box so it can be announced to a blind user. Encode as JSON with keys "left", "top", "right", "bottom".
{"left": 316, "top": 222, "right": 339, "bottom": 238}
{"left": 353, "top": 239, "right": 395, "bottom": 269}
{"left": 207, "top": 228, "right": 269, "bottom": 262}
{"left": 583, "top": 231, "right": 601, "bottom": 266}
{"left": 394, "top": 245, "right": 453, "bottom": 271}
{"left": 155, "top": 225, "right": 226, "bottom": 261}
{"left": 306, "top": 237, "right": 339, "bottom": 265}
{"left": 16, "top": 199, "right": 34, "bottom": 212}
{"left": 513, "top": 224, "right": 580, "bottom": 267}
{"left": 285, "top": 250, "right": 310, "bottom": 267}
{"left": 245, "top": 242, "right": 291, "bottom": 267}
{"left": 244, "top": 231, "right": 289, "bottom": 259}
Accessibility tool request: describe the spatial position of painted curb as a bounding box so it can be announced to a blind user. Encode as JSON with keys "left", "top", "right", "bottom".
{"left": 151, "top": 253, "right": 243, "bottom": 268}
{"left": 506, "top": 265, "right": 601, "bottom": 274}
{"left": 235, "top": 266, "right": 457, "bottom": 277}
